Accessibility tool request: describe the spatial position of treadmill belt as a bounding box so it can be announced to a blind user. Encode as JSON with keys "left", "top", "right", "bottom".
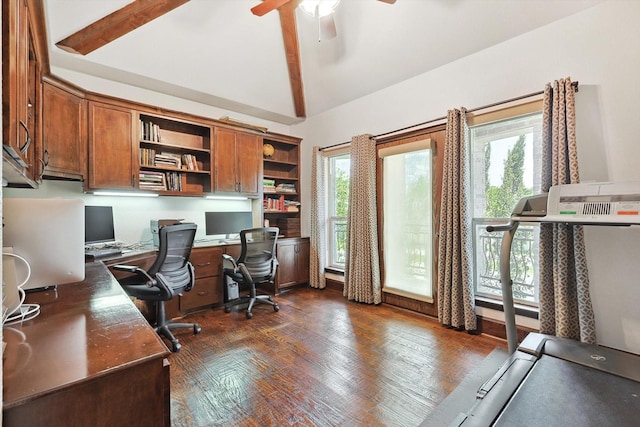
{"left": 494, "top": 354, "right": 640, "bottom": 426}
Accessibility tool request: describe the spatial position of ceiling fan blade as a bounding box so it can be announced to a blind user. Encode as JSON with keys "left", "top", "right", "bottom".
{"left": 377, "top": 0, "right": 397, "bottom": 3}
{"left": 318, "top": 14, "right": 337, "bottom": 41}
{"left": 251, "top": 0, "right": 294, "bottom": 17}
{"left": 56, "top": 0, "right": 190, "bottom": 55}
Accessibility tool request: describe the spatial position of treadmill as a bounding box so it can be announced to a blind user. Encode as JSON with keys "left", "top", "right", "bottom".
{"left": 433, "top": 182, "right": 640, "bottom": 426}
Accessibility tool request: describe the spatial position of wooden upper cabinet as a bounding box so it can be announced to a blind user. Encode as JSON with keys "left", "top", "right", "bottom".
{"left": 42, "top": 80, "right": 86, "bottom": 180}
{"left": 213, "top": 127, "right": 262, "bottom": 197}
{"left": 237, "top": 132, "right": 261, "bottom": 195}
{"left": 2, "top": 0, "right": 42, "bottom": 183}
{"left": 87, "top": 101, "right": 135, "bottom": 190}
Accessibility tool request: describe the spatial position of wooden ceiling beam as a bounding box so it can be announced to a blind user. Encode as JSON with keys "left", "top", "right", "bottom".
{"left": 278, "top": 0, "right": 306, "bottom": 118}
{"left": 251, "top": 0, "right": 293, "bottom": 17}
{"left": 56, "top": 0, "right": 190, "bottom": 55}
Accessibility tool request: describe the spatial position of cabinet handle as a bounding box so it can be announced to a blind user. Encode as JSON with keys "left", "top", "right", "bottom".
{"left": 196, "top": 291, "right": 210, "bottom": 296}
{"left": 195, "top": 262, "right": 211, "bottom": 267}
{"left": 18, "top": 120, "right": 31, "bottom": 154}
{"left": 38, "top": 158, "right": 46, "bottom": 181}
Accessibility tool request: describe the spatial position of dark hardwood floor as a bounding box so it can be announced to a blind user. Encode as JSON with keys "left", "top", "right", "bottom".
{"left": 168, "top": 287, "right": 506, "bottom": 426}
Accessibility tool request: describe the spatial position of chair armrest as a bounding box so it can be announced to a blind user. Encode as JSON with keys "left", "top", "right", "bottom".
{"left": 269, "top": 258, "right": 279, "bottom": 282}
{"left": 154, "top": 272, "right": 175, "bottom": 299}
{"left": 222, "top": 253, "right": 239, "bottom": 271}
{"left": 112, "top": 264, "right": 156, "bottom": 287}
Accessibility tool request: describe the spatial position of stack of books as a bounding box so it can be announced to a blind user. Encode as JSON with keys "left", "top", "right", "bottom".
{"left": 275, "top": 183, "right": 296, "bottom": 193}
{"left": 284, "top": 200, "right": 300, "bottom": 212}
{"left": 155, "top": 152, "right": 182, "bottom": 169}
{"left": 139, "top": 171, "right": 166, "bottom": 191}
{"left": 263, "top": 178, "right": 276, "bottom": 193}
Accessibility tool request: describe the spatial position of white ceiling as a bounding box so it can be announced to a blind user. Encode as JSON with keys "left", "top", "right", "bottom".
{"left": 44, "top": 0, "right": 604, "bottom": 125}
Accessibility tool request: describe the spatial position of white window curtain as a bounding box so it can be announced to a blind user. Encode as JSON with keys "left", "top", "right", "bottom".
{"left": 310, "top": 146, "right": 326, "bottom": 289}
{"left": 539, "top": 77, "right": 596, "bottom": 344}
{"left": 437, "top": 108, "right": 476, "bottom": 331}
{"left": 344, "top": 134, "right": 381, "bottom": 304}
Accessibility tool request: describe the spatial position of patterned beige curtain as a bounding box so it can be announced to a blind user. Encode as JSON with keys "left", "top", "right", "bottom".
{"left": 310, "top": 147, "right": 326, "bottom": 289}
{"left": 344, "top": 134, "right": 381, "bottom": 304}
{"left": 437, "top": 108, "right": 476, "bottom": 330}
{"left": 539, "top": 77, "right": 596, "bottom": 344}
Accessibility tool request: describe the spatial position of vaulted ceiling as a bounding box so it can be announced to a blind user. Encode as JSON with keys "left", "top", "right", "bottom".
{"left": 44, "top": 0, "right": 603, "bottom": 125}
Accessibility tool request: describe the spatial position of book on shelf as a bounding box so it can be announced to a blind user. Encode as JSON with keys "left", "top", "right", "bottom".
{"left": 263, "top": 178, "right": 276, "bottom": 193}
{"left": 182, "top": 154, "right": 199, "bottom": 171}
{"left": 155, "top": 152, "right": 182, "bottom": 168}
{"left": 140, "top": 148, "right": 156, "bottom": 166}
{"left": 140, "top": 120, "right": 162, "bottom": 142}
{"left": 139, "top": 171, "right": 167, "bottom": 191}
{"left": 263, "top": 196, "right": 300, "bottom": 212}
{"left": 275, "top": 183, "right": 296, "bottom": 193}
{"left": 165, "top": 172, "right": 183, "bottom": 191}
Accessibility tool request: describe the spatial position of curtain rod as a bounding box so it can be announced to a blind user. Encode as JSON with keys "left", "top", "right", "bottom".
{"left": 319, "top": 81, "right": 579, "bottom": 151}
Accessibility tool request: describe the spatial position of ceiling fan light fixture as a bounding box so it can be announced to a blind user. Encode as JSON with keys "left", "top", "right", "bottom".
{"left": 299, "top": 0, "right": 340, "bottom": 18}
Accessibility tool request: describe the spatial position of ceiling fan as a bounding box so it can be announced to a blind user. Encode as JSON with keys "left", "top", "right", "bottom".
{"left": 55, "top": 0, "right": 396, "bottom": 119}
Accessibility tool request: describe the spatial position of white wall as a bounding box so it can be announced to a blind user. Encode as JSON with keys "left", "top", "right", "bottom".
{"left": 3, "top": 181, "right": 256, "bottom": 245}
{"left": 292, "top": 0, "right": 640, "bottom": 354}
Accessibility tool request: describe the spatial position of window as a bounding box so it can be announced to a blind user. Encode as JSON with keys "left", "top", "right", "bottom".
{"left": 327, "top": 152, "right": 350, "bottom": 269}
{"left": 469, "top": 106, "right": 543, "bottom": 306}
{"left": 380, "top": 140, "right": 434, "bottom": 300}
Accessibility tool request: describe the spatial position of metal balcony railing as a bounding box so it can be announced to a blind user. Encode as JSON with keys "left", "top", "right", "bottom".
{"left": 475, "top": 223, "right": 538, "bottom": 303}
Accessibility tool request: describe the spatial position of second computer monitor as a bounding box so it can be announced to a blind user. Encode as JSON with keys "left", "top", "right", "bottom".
{"left": 205, "top": 211, "right": 253, "bottom": 239}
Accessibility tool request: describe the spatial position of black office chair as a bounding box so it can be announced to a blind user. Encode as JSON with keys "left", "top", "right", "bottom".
{"left": 113, "top": 223, "right": 201, "bottom": 352}
{"left": 223, "top": 227, "right": 280, "bottom": 319}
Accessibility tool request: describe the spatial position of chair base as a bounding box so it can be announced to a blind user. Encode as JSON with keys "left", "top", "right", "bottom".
{"left": 156, "top": 321, "right": 202, "bottom": 352}
{"left": 151, "top": 300, "right": 201, "bottom": 352}
{"left": 225, "top": 294, "right": 279, "bottom": 319}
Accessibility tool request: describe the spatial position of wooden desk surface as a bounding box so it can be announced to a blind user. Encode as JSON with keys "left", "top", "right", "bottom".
{"left": 2, "top": 262, "right": 170, "bottom": 410}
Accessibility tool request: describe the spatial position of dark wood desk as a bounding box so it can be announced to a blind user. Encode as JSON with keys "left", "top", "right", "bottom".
{"left": 2, "top": 262, "right": 171, "bottom": 427}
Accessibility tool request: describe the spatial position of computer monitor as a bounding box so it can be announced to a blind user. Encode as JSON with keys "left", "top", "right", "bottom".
{"left": 85, "top": 205, "right": 116, "bottom": 244}
{"left": 205, "top": 211, "right": 253, "bottom": 239}
{"left": 2, "top": 198, "right": 85, "bottom": 291}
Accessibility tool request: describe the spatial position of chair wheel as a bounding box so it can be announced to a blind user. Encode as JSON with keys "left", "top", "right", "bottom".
{"left": 224, "top": 306, "right": 231, "bottom": 313}
{"left": 274, "top": 304, "right": 279, "bottom": 312}
{"left": 246, "top": 310, "right": 253, "bottom": 319}
{"left": 193, "top": 324, "right": 201, "bottom": 335}
{"left": 172, "top": 341, "right": 182, "bottom": 352}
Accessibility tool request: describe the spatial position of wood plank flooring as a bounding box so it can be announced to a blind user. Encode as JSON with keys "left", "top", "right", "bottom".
{"left": 168, "top": 287, "right": 506, "bottom": 426}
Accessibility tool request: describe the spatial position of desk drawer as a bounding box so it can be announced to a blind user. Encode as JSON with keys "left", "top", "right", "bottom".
{"left": 180, "top": 276, "right": 222, "bottom": 311}
{"left": 190, "top": 247, "right": 223, "bottom": 279}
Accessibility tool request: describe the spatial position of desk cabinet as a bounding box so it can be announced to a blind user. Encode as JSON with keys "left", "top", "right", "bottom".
{"left": 181, "top": 246, "right": 224, "bottom": 312}
{"left": 276, "top": 237, "right": 310, "bottom": 292}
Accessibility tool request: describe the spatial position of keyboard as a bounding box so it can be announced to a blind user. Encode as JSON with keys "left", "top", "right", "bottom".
{"left": 85, "top": 248, "right": 123, "bottom": 259}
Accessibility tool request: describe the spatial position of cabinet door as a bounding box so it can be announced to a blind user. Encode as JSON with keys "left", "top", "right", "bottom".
{"left": 42, "top": 81, "right": 86, "bottom": 179}
{"left": 276, "top": 241, "right": 297, "bottom": 288}
{"left": 295, "top": 239, "right": 310, "bottom": 284}
{"left": 236, "top": 132, "right": 261, "bottom": 196}
{"left": 87, "top": 102, "right": 135, "bottom": 190}
{"left": 2, "top": 0, "right": 39, "bottom": 181}
{"left": 213, "top": 127, "right": 238, "bottom": 193}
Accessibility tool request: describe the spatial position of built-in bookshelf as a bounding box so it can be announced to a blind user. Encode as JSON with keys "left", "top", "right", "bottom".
{"left": 262, "top": 134, "right": 301, "bottom": 237}
{"left": 138, "top": 113, "right": 212, "bottom": 195}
